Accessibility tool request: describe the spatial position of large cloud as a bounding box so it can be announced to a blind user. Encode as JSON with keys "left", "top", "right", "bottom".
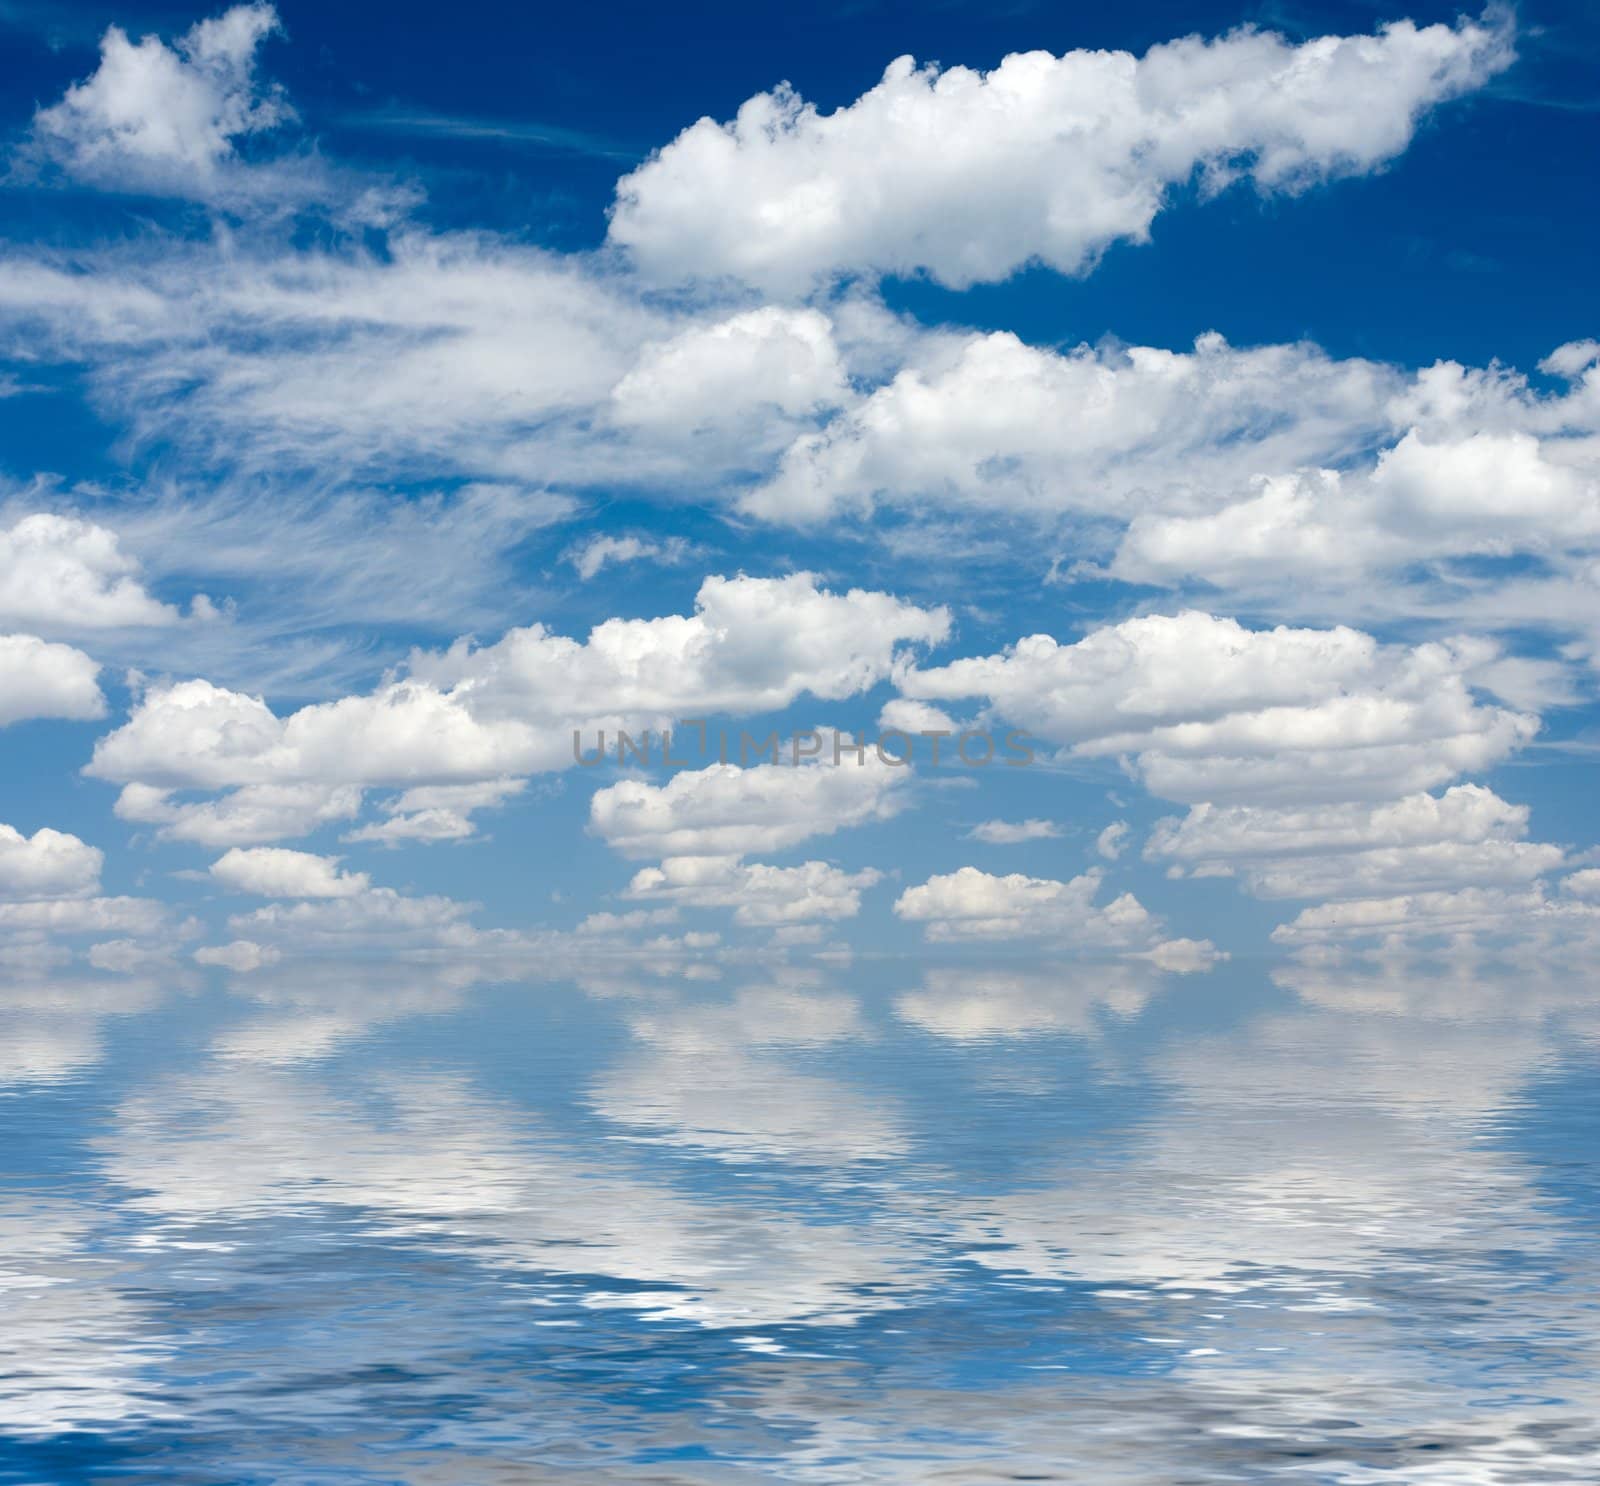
{"left": 898, "top": 611, "right": 1537, "bottom": 805}
{"left": 744, "top": 331, "right": 1395, "bottom": 524}
{"left": 1148, "top": 785, "right": 1565, "bottom": 901}
{"left": 87, "top": 574, "right": 946, "bottom": 845}
{"left": 609, "top": 14, "right": 1511, "bottom": 291}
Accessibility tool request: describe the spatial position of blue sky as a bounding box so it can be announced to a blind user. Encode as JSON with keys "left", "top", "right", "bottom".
{"left": 0, "top": 0, "right": 1597, "bottom": 981}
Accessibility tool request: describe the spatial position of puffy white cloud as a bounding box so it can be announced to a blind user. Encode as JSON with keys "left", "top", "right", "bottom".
{"left": 610, "top": 14, "right": 1509, "bottom": 291}
{"left": 413, "top": 573, "right": 948, "bottom": 720}
{"left": 209, "top": 847, "right": 370, "bottom": 899}
{"left": 1111, "top": 429, "right": 1600, "bottom": 587}
{"left": 115, "top": 781, "right": 364, "bottom": 847}
{"left": 0, "top": 824, "right": 103, "bottom": 901}
{"left": 899, "top": 612, "right": 1537, "bottom": 805}
{"left": 1271, "top": 885, "right": 1550, "bottom": 949}
{"left": 1564, "top": 869, "right": 1600, "bottom": 901}
{"left": 28, "top": 5, "right": 293, "bottom": 201}
{"left": 625, "top": 856, "right": 882, "bottom": 925}
{"left": 968, "top": 818, "right": 1061, "bottom": 845}
{"left": 1149, "top": 785, "right": 1565, "bottom": 900}
{"left": 610, "top": 307, "right": 848, "bottom": 431}
{"left": 87, "top": 574, "right": 946, "bottom": 845}
{"left": 591, "top": 752, "right": 908, "bottom": 860}
{"left": 0, "top": 634, "right": 105, "bottom": 727}
{"left": 746, "top": 331, "right": 1392, "bottom": 524}
{"left": 193, "top": 939, "right": 280, "bottom": 971}
{"left": 0, "top": 514, "right": 178, "bottom": 632}
{"left": 893, "top": 865, "right": 1154, "bottom": 946}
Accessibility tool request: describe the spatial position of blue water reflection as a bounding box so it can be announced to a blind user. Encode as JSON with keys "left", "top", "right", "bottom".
{"left": 2, "top": 954, "right": 1597, "bottom": 1482}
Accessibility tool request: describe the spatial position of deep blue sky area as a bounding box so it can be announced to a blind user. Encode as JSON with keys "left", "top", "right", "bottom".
{"left": 2, "top": 0, "right": 1596, "bottom": 371}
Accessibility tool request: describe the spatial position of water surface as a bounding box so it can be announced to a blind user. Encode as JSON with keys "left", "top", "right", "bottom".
{"left": 3, "top": 954, "right": 1598, "bottom": 1482}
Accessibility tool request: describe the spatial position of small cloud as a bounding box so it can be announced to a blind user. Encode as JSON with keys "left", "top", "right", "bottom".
{"left": 565, "top": 533, "right": 698, "bottom": 581}
{"left": 967, "top": 818, "right": 1061, "bottom": 845}
{"left": 1096, "top": 821, "right": 1130, "bottom": 860}
{"left": 194, "top": 938, "right": 280, "bottom": 972}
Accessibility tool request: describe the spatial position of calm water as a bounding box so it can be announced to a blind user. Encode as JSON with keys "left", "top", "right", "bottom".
{"left": 2, "top": 954, "right": 1598, "bottom": 1483}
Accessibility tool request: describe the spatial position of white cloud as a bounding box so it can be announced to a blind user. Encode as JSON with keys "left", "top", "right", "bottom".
{"left": 0, "top": 824, "right": 103, "bottom": 901}
{"left": 566, "top": 534, "right": 695, "bottom": 582}
{"left": 344, "top": 778, "right": 527, "bottom": 846}
{"left": 115, "top": 781, "right": 364, "bottom": 847}
{"left": 893, "top": 865, "right": 1154, "bottom": 946}
{"left": 968, "top": 818, "right": 1061, "bottom": 845}
{"left": 1095, "top": 821, "right": 1130, "bottom": 860}
{"left": 610, "top": 306, "right": 848, "bottom": 431}
{"left": 609, "top": 14, "right": 1510, "bottom": 291}
{"left": 591, "top": 753, "right": 908, "bottom": 860}
{"left": 87, "top": 574, "right": 946, "bottom": 846}
{"left": 0, "top": 514, "right": 178, "bottom": 633}
{"left": 193, "top": 939, "right": 281, "bottom": 971}
{"left": 209, "top": 847, "right": 370, "bottom": 899}
{"left": 899, "top": 612, "right": 1537, "bottom": 805}
{"left": 226, "top": 887, "right": 477, "bottom": 951}
{"left": 745, "top": 331, "right": 1393, "bottom": 524}
{"left": 1565, "top": 869, "right": 1600, "bottom": 901}
{"left": 0, "top": 896, "right": 169, "bottom": 937}
{"left": 0, "top": 634, "right": 105, "bottom": 727}
{"left": 1149, "top": 785, "right": 1565, "bottom": 900}
{"left": 29, "top": 4, "right": 293, "bottom": 201}
{"left": 625, "top": 856, "right": 882, "bottom": 925}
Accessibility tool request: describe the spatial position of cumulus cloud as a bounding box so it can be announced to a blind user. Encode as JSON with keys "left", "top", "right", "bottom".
{"left": 591, "top": 752, "right": 909, "bottom": 860}
{"left": 28, "top": 4, "right": 294, "bottom": 201}
{"left": 610, "top": 307, "right": 848, "bottom": 432}
{"left": 624, "top": 856, "right": 882, "bottom": 926}
{"left": 209, "top": 847, "right": 370, "bottom": 898}
{"left": 1148, "top": 785, "right": 1564, "bottom": 900}
{"left": 87, "top": 574, "right": 946, "bottom": 846}
{"left": 0, "top": 824, "right": 103, "bottom": 901}
{"left": 609, "top": 14, "right": 1511, "bottom": 291}
{"left": 0, "top": 634, "right": 105, "bottom": 726}
{"left": 0, "top": 514, "right": 178, "bottom": 633}
{"left": 893, "top": 865, "right": 1156, "bottom": 947}
{"left": 745, "top": 331, "right": 1393, "bottom": 524}
{"left": 898, "top": 611, "right": 1537, "bottom": 805}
